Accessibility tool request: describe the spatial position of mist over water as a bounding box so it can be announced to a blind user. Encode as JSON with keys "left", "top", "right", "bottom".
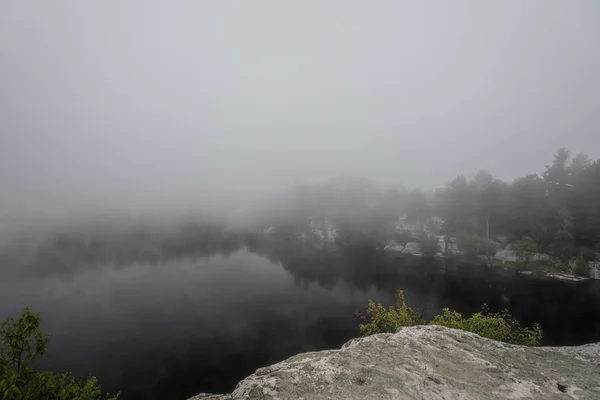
{"left": 0, "top": 250, "right": 383, "bottom": 400}
{"left": 2, "top": 234, "right": 600, "bottom": 400}
{"left": 1, "top": 2, "right": 600, "bottom": 399}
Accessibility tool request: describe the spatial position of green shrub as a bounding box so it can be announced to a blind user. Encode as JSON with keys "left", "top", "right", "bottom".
{"left": 358, "top": 291, "right": 543, "bottom": 346}
{"left": 457, "top": 233, "right": 496, "bottom": 257}
{"left": 431, "top": 307, "right": 542, "bottom": 346}
{"left": 507, "top": 324, "right": 543, "bottom": 346}
{"left": 430, "top": 309, "right": 511, "bottom": 342}
{"left": 0, "top": 307, "right": 119, "bottom": 400}
{"left": 357, "top": 290, "right": 425, "bottom": 336}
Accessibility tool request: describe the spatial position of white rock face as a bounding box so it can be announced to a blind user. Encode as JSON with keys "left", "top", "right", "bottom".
{"left": 307, "top": 217, "right": 338, "bottom": 242}
{"left": 384, "top": 241, "right": 422, "bottom": 255}
{"left": 190, "top": 325, "right": 600, "bottom": 400}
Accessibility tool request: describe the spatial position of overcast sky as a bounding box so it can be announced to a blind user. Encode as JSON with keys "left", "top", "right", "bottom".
{"left": 1, "top": 1, "right": 599, "bottom": 226}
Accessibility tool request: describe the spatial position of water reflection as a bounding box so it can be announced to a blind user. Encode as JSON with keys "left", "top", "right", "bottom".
{"left": 1, "top": 229, "right": 600, "bottom": 400}
{"left": 0, "top": 250, "right": 382, "bottom": 400}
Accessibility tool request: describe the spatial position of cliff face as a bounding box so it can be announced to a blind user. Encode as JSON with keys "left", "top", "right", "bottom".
{"left": 190, "top": 325, "right": 600, "bottom": 400}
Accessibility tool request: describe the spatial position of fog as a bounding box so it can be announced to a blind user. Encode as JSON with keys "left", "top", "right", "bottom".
{"left": 2, "top": 4, "right": 600, "bottom": 398}
{"left": 1, "top": 1, "right": 600, "bottom": 230}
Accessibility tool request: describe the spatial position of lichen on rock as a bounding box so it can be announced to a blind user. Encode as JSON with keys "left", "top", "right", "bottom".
{"left": 190, "top": 325, "right": 600, "bottom": 400}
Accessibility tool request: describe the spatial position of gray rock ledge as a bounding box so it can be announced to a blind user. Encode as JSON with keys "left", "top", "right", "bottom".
{"left": 190, "top": 325, "right": 600, "bottom": 400}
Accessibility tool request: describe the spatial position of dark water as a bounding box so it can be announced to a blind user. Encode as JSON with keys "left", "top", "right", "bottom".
{"left": 2, "top": 246, "right": 600, "bottom": 400}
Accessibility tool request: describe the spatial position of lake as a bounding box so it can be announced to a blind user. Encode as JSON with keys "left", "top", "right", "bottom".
{"left": 1, "top": 245, "right": 600, "bottom": 400}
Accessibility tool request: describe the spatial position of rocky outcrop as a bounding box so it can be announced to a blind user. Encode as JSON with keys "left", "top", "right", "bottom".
{"left": 190, "top": 325, "right": 600, "bottom": 400}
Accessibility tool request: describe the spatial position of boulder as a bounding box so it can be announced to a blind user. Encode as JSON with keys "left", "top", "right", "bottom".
{"left": 190, "top": 325, "right": 600, "bottom": 400}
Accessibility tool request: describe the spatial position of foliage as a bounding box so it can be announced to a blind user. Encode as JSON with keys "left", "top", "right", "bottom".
{"left": 508, "top": 174, "right": 549, "bottom": 243}
{"left": 506, "top": 323, "right": 543, "bottom": 347}
{"left": 514, "top": 236, "right": 538, "bottom": 269}
{"left": 0, "top": 307, "right": 119, "bottom": 400}
{"left": 548, "top": 229, "right": 575, "bottom": 263}
{"left": 574, "top": 257, "right": 589, "bottom": 277}
{"left": 356, "top": 290, "right": 425, "bottom": 336}
{"left": 430, "top": 309, "right": 510, "bottom": 342}
{"left": 576, "top": 247, "right": 598, "bottom": 262}
{"left": 336, "top": 224, "right": 387, "bottom": 248}
{"left": 431, "top": 307, "right": 542, "bottom": 346}
{"left": 556, "top": 208, "right": 573, "bottom": 232}
{"left": 572, "top": 247, "right": 596, "bottom": 277}
{"left": 255, "top": 149, "right": 599, "bottom": 261}
{"left": 456, "top": 232, "right": 496, "bottom": 257}
{"left": 358, "top": 291, "right": 542, "bottom": 346}
{"left": 0, "top": 307, "right": 48, "bottom": 384}
{"left": 405, "top": 189, "right": 434, "bottom": 223}
{"left": 419, "top": 235, "right": 439, "bottom": 256}
{"left": 431, "top": 149, "right": 599, "bottom": 261}
{"left": 258, "top": 148, "right": 600, "bottom": 261}
{"left": 424, "top": 218, "right": 443, "bottom": 235}
{"left": 390, "top": 231, "right": 416, "bottom": 254}
{"left": 572, "top": 161, "right": 600, "bottom": 250}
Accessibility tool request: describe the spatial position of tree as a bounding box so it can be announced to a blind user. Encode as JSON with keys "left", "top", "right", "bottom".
{"left": 568, "top": 152, "right": 591, "bottom": 184}
{"left": 439, "top": 176, "right": 481, "bottom": 235}
{"left": 472, "top": 170, "right": 494, "bottom": 189}
{"left": 0, "top": 307, "right": 119, "bottom": 400}
{"left": 574, "top": 257, "right": 589, "bottom": 277}
{"left": 509, "top": 174, "right": 550, "bottom": 244}
{"left": 479, "top": 177, "right": 511, "bottom": 240}
{"left": 573, "top": 247, "right": 598, "bottom": 277}
{"left": 457, "top": 232, "right": 496, "bottom": 258}
{"left": 372, "top": 187, "right": 410, "bottom": 229}
{"left": 405, "top": 189, "right": 433, "bottom": 224}
{"left": 543, "top": 147, "right": 570, "bottom": 188}
{"left": 571, "top": 160, "right": 600, "bottom": 250}
{"left": 0, "top": 307, "right": 48, "bottom": 386}
{"left": 557, "top": 208, "right": 573, "bottom": 232}
{"left": 472, "top": 170, "right": 494, "bottom": 239}
{"left": 514, "top": 236, "right": 538, "bottom": 268}
{"left": 382, "top": 148, "right": 599, "bottom": 262}
{"left": 439, "top": 172, "right": 511, "bottom": 240}
{"left": 424, "top": 217, "right": 443, "bottom": 235}
{"left": 549, "top": 229, "right": 575, "bottom": 263}
{"left": 419, "top": 235, "right": 440, "bottom": 256}
{"left": 391, "top": 231, "right": 415, "bottom": 254}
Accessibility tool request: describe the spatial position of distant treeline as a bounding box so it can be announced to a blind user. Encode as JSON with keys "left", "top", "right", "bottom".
{"left": 419, "top": 148, "right": 599, "bottom": 261}
{"left": 2, "top": 148, "right": 599, "bottom": 278}
{"left": 259, "top": 148, "right": 600, "bottom": 261}
{"left": 0, "top": 221, "right": 246, "bottom": 278}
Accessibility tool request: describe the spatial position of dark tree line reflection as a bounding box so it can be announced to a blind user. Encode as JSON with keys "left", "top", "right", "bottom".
{"left": 5, "top": 220, "right": 598, "bottom": 345}
{"left": 2, "top": 221, "right": 600, "bottom": 400}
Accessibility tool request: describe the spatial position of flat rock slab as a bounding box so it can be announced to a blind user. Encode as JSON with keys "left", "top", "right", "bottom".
{"left": 190, "top": 325, "right": 600, "bottom": 400}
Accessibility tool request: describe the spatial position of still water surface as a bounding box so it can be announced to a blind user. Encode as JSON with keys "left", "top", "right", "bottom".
{"left": 1, "top": 249, "right": 599, "bottom": 400}
{"left": 0, "top": 251, "right": 381, "bottom": 399}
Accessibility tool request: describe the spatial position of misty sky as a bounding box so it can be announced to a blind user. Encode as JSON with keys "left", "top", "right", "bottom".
{"left": 1, "top": 1, "right": 600, "bottom": 226}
